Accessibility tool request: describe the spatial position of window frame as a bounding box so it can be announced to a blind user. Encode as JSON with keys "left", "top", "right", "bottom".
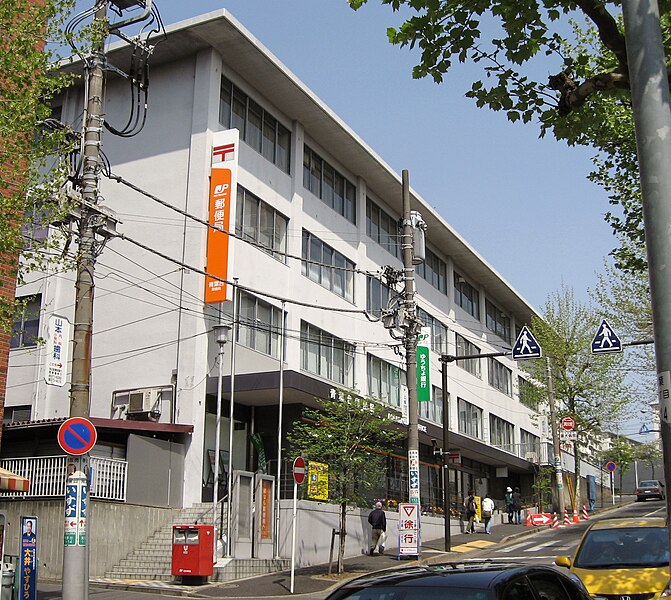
{"left": 453, "top": 272, "right": 480, "bottom": 319}
{"left": 485, "top": 299, "right": 511, "bottom": 343}
{"left": 11, "top": 294, "right": 41, "bottom": 349}
{"left": 301, "top": 230, "right": 354, "bottom": 302}
{"left": 235, "top": 186, "right": 288, "bottom": 262}
{"left": 455, "top": 333, "right": 481, "bottom": 378}
{"left": 219, "top": 75, "right": 291, "bottom": 173}
{"left": 457, "top": 397, "right": 483, "bottom": 439}
{"left": 488, "top": 357, "right": 512, "bottom": 396}
{"left": 300, "top": 321, "right": 354, "bottom": 387}
{"left": 367, "top": 354, "right": 402, "bottom": 407}
{"left": 303, "top": 145, "right": 356, "bottom": 223}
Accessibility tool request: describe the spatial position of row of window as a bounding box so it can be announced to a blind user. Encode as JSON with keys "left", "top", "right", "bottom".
{"left": 458, "top": 397, "right": 540, "bottom": 451}
{"left": 303, "top": 146, "right": 356, "bottom": 223}
{"left": 219, "top": 76, "right": 290, "bottom": 173}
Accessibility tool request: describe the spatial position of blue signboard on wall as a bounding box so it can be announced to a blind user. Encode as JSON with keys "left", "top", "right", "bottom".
{"left": 20, "top": 515, "right": 38, "bottom": 600}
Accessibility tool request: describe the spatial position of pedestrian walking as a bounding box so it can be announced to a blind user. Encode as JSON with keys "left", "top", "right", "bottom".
{"left": 367, "top": 501, "right": 386, "bottom": 555}
{"left": 464, "top": 490, "right": 477, "bottom": 534}
{"left": 481, "top": 493, "right": 495, "bottom": 534}
{"left": 512, "top": 486, "right": 522, "bottom": 524}
{"left": 505, "top": 486, "right": 514, "bottom": 524}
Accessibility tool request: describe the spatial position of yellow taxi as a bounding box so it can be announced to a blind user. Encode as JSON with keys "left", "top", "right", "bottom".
{"left": 555, "top": 517, "right": 670, "bottom": 599}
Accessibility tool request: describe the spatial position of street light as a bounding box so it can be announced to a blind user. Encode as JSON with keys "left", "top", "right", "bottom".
{"left": 212, "top": 322, "right": 231, "bottom": 559}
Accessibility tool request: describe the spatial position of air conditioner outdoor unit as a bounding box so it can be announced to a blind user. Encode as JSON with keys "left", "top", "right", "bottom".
{"left": 127, "top": 389, "right": 160, "bottom": 414}
{"left": 524, "top": 451, "right": 538, "bottom": 463}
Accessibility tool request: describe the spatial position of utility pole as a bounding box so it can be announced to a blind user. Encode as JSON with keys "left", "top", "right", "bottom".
{"left": 622, "top": 0, "right": 671, "bottom": 546}
{"left": 401, "top": 170, "right": 421, "bottom": 509}
{"left": 63, "top": 3, "right": 108, "bottom": 598}
{"left": 545, "top": 357, "right": 565, "bottom": 516}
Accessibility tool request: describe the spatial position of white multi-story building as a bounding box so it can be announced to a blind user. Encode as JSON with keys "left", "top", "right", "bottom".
{"left": 4, "top": 10, "right": 548, "bottom": 518}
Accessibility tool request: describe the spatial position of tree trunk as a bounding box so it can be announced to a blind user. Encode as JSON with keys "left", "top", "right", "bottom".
{"left": 338, "top": 501, "right": 347, "bottom": 574}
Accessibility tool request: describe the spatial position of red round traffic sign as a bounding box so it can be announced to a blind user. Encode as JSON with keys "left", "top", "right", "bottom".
{"left": 606, "top": 461, "right": 617, "bottom": 472}
{"left": 561, "top": 416, "right": 576, "bottom": 431}
{"left": 58, "top": 417, "right": 97, "bottom": 456}
{"left": 293, "top": 456, "right": 306, "bottom": 485}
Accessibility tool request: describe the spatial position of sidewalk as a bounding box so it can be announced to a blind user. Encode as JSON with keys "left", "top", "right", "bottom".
{"left": 83, "top": 520, "right": 541, "bottom": 598}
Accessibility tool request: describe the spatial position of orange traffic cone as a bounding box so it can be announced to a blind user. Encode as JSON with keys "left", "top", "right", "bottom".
{"left": 572, "top": 506, "right": 580, "bottom": 523}
{"left": 525, "top": 511, "right": 533, "bottom": 526}
{"left": 551, "top": 512, "right": 559, "bottom": 528}
{"left": 582, "top": 504, "right": 589, "bottom": 520}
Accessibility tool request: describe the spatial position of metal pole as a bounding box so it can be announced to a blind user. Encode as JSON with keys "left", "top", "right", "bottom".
{"left": 274, "top": 301, "right": 286, "bottom": 558}
{"left": 622, "top": 0, "right": 671, "bottom": 540}
{"left": 290, "top": 481, "right": 297, "bottom": 594}
{"left": 212, "top": 320, "right": 229, "bottom": 559}
{"left": 545, "top": 357, "right": 565, "bottom": 515}
{"left": 63, "top": 3, "right": 107, "bottom": 598}
{"left": 440, "top": 358, "right": 451, "bottom": 551}
{"left": 225, "top": 280, "right": 238, "bottom": 557}
{"left": 401, "top": 171, "right": 420, "bottom": 512}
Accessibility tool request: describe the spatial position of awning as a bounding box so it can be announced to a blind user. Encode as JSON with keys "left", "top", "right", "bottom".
{"left": 0, "top": 467, "right": 29, "bottom": 492}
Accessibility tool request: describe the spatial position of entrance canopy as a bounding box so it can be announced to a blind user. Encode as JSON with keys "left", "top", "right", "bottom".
{"left": 0, "top": 467, "right": 29, "bottom": 492}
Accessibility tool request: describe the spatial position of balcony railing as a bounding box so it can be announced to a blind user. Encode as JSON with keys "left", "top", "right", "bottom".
{"left": 0, "top": 456, "right": 127, "bottom": 501}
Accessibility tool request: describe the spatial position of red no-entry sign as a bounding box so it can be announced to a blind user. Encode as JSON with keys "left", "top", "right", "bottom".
{"left": 293, "top": 456, "right": 306, "bottom": 485}
{"left": 561, "top": 416, "right": 576, "bottom": 431}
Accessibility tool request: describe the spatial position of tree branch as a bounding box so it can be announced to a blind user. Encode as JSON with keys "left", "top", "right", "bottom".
{"left": 548, "top": 69, "right": 630, "bottom": 115}
{"left": 574, "top": 0, "right": 628, "bottom": 68}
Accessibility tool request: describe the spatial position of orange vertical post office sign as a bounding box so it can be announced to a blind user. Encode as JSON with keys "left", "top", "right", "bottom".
{"left": 204, "top": 129, "right": 239, "bottom": 303}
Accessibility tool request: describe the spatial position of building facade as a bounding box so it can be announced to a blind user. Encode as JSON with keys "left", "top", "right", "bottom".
{"left": 5, "top": 10, "right": 550, "bottom": 515}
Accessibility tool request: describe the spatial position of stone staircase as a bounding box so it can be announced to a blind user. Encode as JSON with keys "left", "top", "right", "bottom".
{"left": 104, "top": 502, "right": 289, "bottom": 582}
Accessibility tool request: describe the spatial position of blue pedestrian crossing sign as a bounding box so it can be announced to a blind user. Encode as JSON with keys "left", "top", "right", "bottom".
{"left": 591, "top": 319, "right": 622, "bottom": 354}
{"left": 512, "top": 326, "right": 542, "bottom": 360}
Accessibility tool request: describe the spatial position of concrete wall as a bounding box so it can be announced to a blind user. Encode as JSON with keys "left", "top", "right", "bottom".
{"left": 276, "top": 500, "right": 450, "bottom": 567}
{"left": 0, "top": 500, "right": 178, "bottom": 579}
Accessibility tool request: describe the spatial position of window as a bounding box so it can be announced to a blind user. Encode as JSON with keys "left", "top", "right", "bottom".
{"left": 519, "top": 376, "right": 540, "bottom": 410}
{"left": 458, "top": 397, "right": 482, "bottom": 439}
{"left": 485, "top": 299, "right": 511, "bottom": 342}
{"left": 488, "top": 358, "right": 512, "bottom": 396}
{"left": 22, "top": 198, "right": 49, "bottom": 250}
{"left": 490, "top": 413, "right": 515, "bottom": 452}
{"left": 415, "top": 248, "right": 447, "bottom": 294}
{"left": 301, "top": 321, "right": 354, "bottom": 387}
{"left": 521, "top": 429, "right": 541, "bottom": 459}
{"left": 11, "top": 295, "right": 41, "bottom": 349}
{"left": 367, "top": 354, "right": 402, "bottom": 407}
{"left": 455, "top": 333, "right": 481, "bottom": 378}
{"left": 235, "top": 187, "right": 288, "bottom": 261}
{"left": 454, "top": 272, "right": 480, "bottom": 319}
{"left": 366, "top": 276, "right": 393, "bottom": 317}
{"left": 235, "top": 291, "right": 284, "bottom": 358}
{"left": 366, "top": 198, "right": 400, "bottom": 258}
{"left": 303, "top": 146, "right": 356, "bottom": 223}
{"left": 417, "top": 308, "right": 448, "bottom": 354}
{"left": 219, "top": 76, "right": 290, "bottom": 173}
{"left": 302, "top": 230, "right": 354, "bottom": 301}
{"left": 419, "top": 385, "right": 443, "bottom": 424}
{"left": 3, "top": 405, "right": 31, "bottom": 423}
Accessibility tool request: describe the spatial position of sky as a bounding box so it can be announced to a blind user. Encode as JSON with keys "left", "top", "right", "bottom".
{"left": 130, "top": 0, "right": 619, "bottom": 315}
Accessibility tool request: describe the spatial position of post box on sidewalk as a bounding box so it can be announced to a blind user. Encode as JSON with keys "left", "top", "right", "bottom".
{"left": 171, "top": 524, "right": 214, "bottom": 581}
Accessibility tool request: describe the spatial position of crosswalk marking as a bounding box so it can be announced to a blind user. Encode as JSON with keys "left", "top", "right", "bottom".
{"left": 524, "top": 540, "right": 560, "bottom": 552}
{"left": 497, "top": 541, "right": 533, "bottom": 553}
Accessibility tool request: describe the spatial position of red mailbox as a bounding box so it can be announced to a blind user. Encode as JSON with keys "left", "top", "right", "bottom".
{"left": 171, "top": 524, "right": 214, "bottom": 579}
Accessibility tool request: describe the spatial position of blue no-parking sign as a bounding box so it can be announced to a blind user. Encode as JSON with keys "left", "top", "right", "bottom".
{"left": 58, "top": 417, "right": 97, "bottom": 456}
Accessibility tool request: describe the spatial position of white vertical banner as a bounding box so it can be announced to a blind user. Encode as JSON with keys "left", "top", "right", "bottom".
{"left": 45, "top": 315, "right": 71, "bottom": 387}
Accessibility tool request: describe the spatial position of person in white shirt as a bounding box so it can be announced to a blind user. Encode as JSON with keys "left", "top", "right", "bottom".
{"left": 481, "top": 494, "right": 495, "bottom": 534}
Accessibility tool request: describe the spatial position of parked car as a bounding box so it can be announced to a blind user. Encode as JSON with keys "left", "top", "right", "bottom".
{"left": 324, "top": 561, "right": 591, "bottom": 600}
{"left": 635, "top": 479, "right": 666, "bottom": 501}
{"left": 555, "top": 517, "right": 670, "bottom": 600}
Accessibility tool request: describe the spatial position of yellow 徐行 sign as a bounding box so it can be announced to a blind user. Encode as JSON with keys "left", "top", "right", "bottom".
{"left": 307, "top": 461, "right": 329, "bottom": 501}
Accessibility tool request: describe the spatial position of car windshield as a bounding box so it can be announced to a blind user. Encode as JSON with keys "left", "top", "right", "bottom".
{"left": 334, "top": 588, "right": 491, "bottom": 600}
{"left": 639, "top": 481, "right": 660, "bottom": 488}
{"left": 574, "top": 526, "right": 669, "bottom": 568}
